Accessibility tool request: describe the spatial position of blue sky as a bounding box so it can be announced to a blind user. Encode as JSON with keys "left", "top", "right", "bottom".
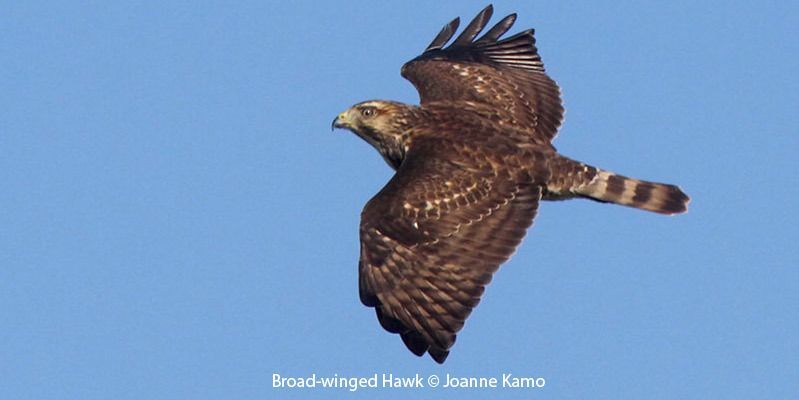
{"left": 2, "top": 1, "right": 797, "bottom": 399}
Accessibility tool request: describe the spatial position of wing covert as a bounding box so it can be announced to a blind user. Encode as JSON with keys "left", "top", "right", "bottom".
{"left": 358, "top": 137, "right": 542, "bottom": 363}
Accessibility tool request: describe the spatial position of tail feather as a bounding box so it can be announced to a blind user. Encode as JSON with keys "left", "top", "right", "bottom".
{"left": 578, "top": 170, "right": 690, "bottom": 215}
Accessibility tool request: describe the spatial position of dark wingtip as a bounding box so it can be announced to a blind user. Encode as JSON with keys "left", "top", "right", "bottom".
{"left": 360, "top": 290, "right": 378, "bottom": 307}
{"left": 429, "top": 347, "right": 450, "bottom": 364}
{"left": 453, "top": 4, "right": 494, "bottom": 46}
{"left": 425, "top": 16, "right": 460, "bottom": 51}
{"left": 377, "top": 308, "right": 449, "bottom": 362}
{"left": 376, "top": 308, "right": 405, "bottom": 334}
{"left": 476, "top": 12, "right": 517, "bottom": 44}
{"left": 401, "top": 332, "right": 429, "bottom": 357}
{"left": 410, "top": 6, "right": 544, "bottom": 73}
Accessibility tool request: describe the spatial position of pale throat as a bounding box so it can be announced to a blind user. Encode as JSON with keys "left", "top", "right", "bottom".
{"left": 362, "top": 122, "right": 412, "bottom": 170}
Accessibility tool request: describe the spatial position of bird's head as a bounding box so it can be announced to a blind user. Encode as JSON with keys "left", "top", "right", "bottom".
{"left": 332, "top": 100, "right": 410, "bottom": 138}
{"left": 332, "top": 100, "right": 415, "bottom": 169}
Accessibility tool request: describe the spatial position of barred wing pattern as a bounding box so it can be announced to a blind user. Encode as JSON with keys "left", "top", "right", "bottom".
{"left": 401, "top": 5, "right": 564, "bottom": 145}
{"left": 359, "top": 137, "right": 541, "bottom": 363}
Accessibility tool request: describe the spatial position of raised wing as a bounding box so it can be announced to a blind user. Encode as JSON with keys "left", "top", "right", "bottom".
{"left": 358, "top": 137, "right": 541, "bottom": 363}
{"left": 401, "top": 5, "right": 564, "bottom": 145}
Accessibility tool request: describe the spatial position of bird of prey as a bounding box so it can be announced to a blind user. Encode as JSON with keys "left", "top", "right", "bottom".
{"left": 332, "top": 4, "right": 689, "bottom": 363}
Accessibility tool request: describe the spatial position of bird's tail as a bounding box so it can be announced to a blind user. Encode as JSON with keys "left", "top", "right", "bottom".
{"left": 545, "top": 156, "right": 690, "bottom": 215}
{"left": 575, "top": 169, "right": 690, "bottom": 215}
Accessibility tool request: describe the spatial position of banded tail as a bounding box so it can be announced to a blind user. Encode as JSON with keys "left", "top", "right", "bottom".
{"left": 546, "top": 157, "right": 690, "bottom": 215}
{"left": 577, "top": 170, "right": 689, "bottom": 215}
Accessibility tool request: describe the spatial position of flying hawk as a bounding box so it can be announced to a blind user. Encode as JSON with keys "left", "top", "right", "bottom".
{"left": 332, "top": 4, "right": 689, "bottom": 363}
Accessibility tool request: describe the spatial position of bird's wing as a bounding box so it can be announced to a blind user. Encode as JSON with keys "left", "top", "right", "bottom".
{"left": 401, "top": 5, "right": 564, "bottom": 145}
{"left": 358, "top": 136, "right": 542, "bottom": 363}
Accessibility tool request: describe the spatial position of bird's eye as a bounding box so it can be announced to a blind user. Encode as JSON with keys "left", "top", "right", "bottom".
{"left": 360, "top": 107, "right": 377, "bottom": 117}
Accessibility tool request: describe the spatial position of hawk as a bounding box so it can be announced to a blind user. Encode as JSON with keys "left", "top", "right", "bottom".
{"left": 332, "top": 4, "right": 689, "bottom": 363}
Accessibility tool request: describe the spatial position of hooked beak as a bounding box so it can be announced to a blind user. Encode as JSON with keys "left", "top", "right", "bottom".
{"left": 331, "top": 112, "right": 348, "bottom": 131}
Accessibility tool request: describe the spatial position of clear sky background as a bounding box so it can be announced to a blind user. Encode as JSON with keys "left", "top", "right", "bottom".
{"left": 2, "top": 1, "right": 797, "bottom": 399}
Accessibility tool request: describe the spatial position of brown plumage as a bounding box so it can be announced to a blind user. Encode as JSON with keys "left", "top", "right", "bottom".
{"left": 332, "top": 4, "right": 689, "bottom": 363}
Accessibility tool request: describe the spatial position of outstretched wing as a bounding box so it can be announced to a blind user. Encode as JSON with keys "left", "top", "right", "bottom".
{"left": 401, "top": 5, "right": 564, "bottom": 145}
{"left": 359, "top": 136, "right": 542, "bottom": 363}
